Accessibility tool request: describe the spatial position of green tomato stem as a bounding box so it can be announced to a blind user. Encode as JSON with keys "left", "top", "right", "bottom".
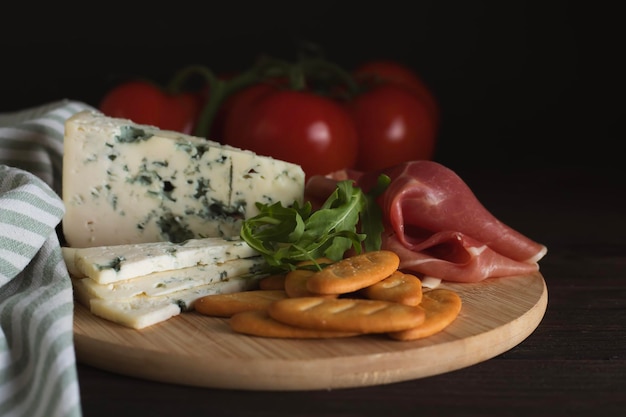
{"left": 297, "top": 57, "right": 361, "bottom": 98}
{"left": 165, "top": 64, "right": 223, "bottom": 139}
{"left": 170, "top": 55, "right": 359, "bottom": 139}
{"left": 192, "top": 58, "right": 295, "bottom": 139}
{"left": 166, "top": 64, "right": 215, "bottom": 95}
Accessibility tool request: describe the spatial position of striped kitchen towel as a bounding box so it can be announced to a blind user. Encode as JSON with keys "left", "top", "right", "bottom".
{"left": 0, "top": 100, "right": 94, "bottom": 417}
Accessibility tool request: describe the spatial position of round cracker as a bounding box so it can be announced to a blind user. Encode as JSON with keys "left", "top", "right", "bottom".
{"left": 285, "top": 269, "right": 338, "bottom": 298}
{"left": 388, "top": 289, "right": 462, "bottom": 341}
{"left": 284, "top": 257, "right": 337, "bottom": 298}
{"left": 306, "top": 250, "right": 400, "bottom": 295}
{"left": 362, "top": 270, "right": 423, "bottom": 306}
{"left": 258, "top": 274, "right": 287, "bottom": 290}
{"left": 268, "top": 296, "right": 425, "bottom": 333}
{"left": 195, "top": 290, "right": 288, "bottom": 317}
{"left": 230, "top": 310, "right": 359, "bottom": 339}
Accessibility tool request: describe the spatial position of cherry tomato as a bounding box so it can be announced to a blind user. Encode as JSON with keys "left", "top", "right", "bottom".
{"left": 214, "top": 82, "right": 279, "bottom": 143}
{"left": 348, "top": 84, "right": 436, "bottom": 172}
{"left": 223, "top": 88, "right": 358, "bottom": 178}
{"left": 99, "top": 80, "right": 201, "bottom": 134}
{"left": 353, "top": 60, "right": 439, "bottom": 127}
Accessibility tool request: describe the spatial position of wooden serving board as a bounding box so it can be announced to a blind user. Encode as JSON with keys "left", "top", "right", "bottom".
{"left": 73, "top": 272, "right": 547, "bottom": 391}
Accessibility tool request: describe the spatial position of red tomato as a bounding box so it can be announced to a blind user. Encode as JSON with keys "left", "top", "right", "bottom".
{"left": 99, "top": 80, "right": 201, "bottom": 134}
{"left": 353, "top": 60, "right": 440, "bottom": 127}
{"left": 348, "top": 84, "right": 437, "bottom": 172}
{"left": 214, "top": 83, "right": 278, "bottom": 143}
{"left": 223, "top": 89, "right": 358, "bottom": 178}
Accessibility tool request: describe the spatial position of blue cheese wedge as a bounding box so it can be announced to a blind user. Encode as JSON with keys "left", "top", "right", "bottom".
{"left": 62, "top": 110, "right": 305, "bottom": 248}
{"left": 73, "top": 274, "right": 261, "bottom": 329}
{"left": 62, "top": 237, "right": 259, "bottom": 284}
{"left": 74, "top": 256, "right": 266, "bottom": 300}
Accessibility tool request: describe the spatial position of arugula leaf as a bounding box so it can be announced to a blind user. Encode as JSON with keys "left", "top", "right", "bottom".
{"left": 360, "top": 174, "right": 391, "bottom": 252}
{"left": 240, "top": 176, "right": 389, "bottom": 273}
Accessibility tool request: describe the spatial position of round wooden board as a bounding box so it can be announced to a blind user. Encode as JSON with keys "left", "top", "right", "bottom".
{"left": 73, "top": 272, "right": 547, "bottom": 391}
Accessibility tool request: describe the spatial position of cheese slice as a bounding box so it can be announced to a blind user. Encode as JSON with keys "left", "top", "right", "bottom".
{"left": 62, "top": 110, "right": 305, "bottom": 248}
{"left": 62, "top": 237, "right": 259, "bottom": 284}
{"left": 73, "top": 274, "right": 261, "bottom": 329}
{"left": 75, "top": 256, "right": 266, "bottom": 300}
{"left": 62, "top": 246, "right": 80, "bottom": 276}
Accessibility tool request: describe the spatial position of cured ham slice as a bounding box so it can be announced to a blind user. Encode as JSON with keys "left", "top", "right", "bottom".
{"left": 381, "top": 231, "right": 542, "bottom": 283}
{"left": 305, "top": 161, "right": 547, "bottom": 283}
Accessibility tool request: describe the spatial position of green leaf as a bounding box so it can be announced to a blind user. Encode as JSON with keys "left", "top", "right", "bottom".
{"left": 240, "top": 176, "right": 388, "bottom": 274}
{"left": 361, "top": 174, "right": 390, "bottom": 252}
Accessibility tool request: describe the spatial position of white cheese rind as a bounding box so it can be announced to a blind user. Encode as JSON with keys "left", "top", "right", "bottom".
{"left": 76, "top": 256, "right": 266, "bottom": 300}
{"left": 63, "top": 237, "right": 259, "bottom": 284}
{"left": 62, "top": 246, "right": 80, "bottom": 276}
{"left": 73, "top": 274, "right": 261, "bottom": 329}
{"left": 62, "top": 110, "right": 305, "bottom": 248}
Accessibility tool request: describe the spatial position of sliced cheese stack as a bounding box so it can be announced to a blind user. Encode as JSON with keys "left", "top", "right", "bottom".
{"left": 63, "top": 237, "right": 267, "bottom": 329}
{"left": 62, "top": 110, "right": 305, "bottom": 248}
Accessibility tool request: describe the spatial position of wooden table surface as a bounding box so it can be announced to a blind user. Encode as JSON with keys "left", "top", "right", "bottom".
{"left": 75, "top": 165, "right": 626, "bottom": 417}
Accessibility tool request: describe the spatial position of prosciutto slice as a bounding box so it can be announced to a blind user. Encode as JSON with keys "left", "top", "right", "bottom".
{"left": 306, "top": 161, "right": 547, "bottom": 283}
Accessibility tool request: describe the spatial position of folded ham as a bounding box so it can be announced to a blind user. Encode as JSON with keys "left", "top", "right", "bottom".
{"left": 305, "top": 161, "right": 547, "bottom": 283}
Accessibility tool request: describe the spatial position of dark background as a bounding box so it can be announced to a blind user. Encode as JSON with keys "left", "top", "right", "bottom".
{"left": 0, "top": 1, "right": 620, "bottom": 175}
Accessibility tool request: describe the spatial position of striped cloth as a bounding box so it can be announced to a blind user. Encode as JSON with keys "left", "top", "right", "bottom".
{"left": 1, "top": 100, "right": 94, "bottom": 417}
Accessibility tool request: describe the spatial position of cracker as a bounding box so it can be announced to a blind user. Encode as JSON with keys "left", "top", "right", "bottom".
{"left": 195, "top": 290, "right": 288, "bottom": 317}
{"left": 284, "top": 269, "right": 319, "bottom": 297}
{"left": 230, "top": 310, "right": 359, "bottom": 339}
{"left": 268, "top": 296, "right": 425, "bottom": 333}
{"left": 284, "top": 257, "right": 337, "bottom": 298}
{"left": 388, "top": 289, "right": 462, "bottom": 341}
{"left": 284, "top": 270, "right": 338, "bottom": 298}
{"left": 306, "top": 250, "right": 400, "bottom": 295}
{"left": 258, "top": 274, "right": 286, "bottom": 290}
{"left": 361, "top": 270, "right": 423, "bottom": 306}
